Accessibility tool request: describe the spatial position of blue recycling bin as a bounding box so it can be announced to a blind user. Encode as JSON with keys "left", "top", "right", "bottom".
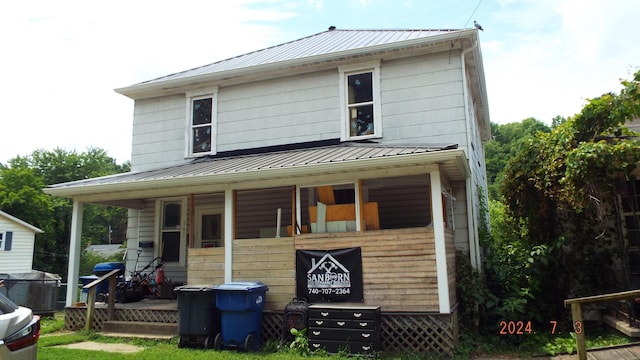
{"left": 214, "top": 282, "right": 268, "bottom": 351}
{"left": 79, "top": 275, "right": 108, "bottom": 301}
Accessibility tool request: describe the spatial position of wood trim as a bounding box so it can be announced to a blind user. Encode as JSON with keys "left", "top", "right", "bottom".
{"left": 189, "top": 194, "right": 195, "bottom": 248}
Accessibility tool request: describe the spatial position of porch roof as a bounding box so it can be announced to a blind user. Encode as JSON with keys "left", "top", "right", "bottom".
{"left": 43, "top": 143, "right": 469, "bottom": 206}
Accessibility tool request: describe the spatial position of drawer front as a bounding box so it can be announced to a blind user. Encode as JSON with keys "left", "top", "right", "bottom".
{"left": 308, "top": 308, "right": 379, "bottom": 321}
{"left": 308, "top": 327, "right": 377, "bottom": 342}
{"left": 309, "top": 318, "right": 376, "bottom": 330}
{"left": 308, "top": 340, "right": 378, "bottom": 354}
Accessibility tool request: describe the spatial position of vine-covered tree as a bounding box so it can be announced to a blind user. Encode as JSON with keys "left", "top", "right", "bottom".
{"left": 499, "top": 70, "right": 640, "bottom": 322}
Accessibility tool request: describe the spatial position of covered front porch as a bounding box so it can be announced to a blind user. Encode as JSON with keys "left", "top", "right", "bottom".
{"left": 47, "top": 143, "right": 477, "bottom": 355}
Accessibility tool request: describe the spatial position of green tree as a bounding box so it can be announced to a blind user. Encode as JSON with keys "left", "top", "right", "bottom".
{"left": 485, "top": 118, "right": 550, "bottom": 200}
{"left": 0, "top": 147, "right": 130, "bottom": 279}
{"left": 499, "top": 70, "right": 640, "bottom": 322}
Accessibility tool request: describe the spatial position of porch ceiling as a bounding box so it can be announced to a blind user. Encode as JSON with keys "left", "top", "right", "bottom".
{"left": 43, "top": 143, "right": 470, "bottom": 207}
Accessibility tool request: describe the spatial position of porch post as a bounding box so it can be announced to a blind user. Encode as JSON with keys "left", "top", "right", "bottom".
{"left": 430, "top": 170, "right": 451, "bottom": 313}
{"left": 224, "top": 189, "right": 234, "bottom": 283}
{"left": 65, "top": 200, "right": 84, "bottom": 307}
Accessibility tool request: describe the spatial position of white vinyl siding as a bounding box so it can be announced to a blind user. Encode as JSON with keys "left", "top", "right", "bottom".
{"left": 0, "top": 218, "right": 36, "bottom": 273}
{"left": 216, "top": 70, "right": 340, "bottom": 152}
{"left": 128, "top": 51, "right": 472, "bottom": 175}
{"left": 380, "top": 52, "right": 467, "bottom": 149}
{"left": 131, "top": 95, "right": 187, "bottom": 171}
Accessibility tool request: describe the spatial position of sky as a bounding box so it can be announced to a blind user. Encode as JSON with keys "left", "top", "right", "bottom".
{"left": 1, "top": 0, "right": 639, "bottom": 165}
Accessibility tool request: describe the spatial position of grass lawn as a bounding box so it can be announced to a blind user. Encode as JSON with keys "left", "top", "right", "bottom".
{"left": 36, "top": 313, "right": 640, "bottom": 359}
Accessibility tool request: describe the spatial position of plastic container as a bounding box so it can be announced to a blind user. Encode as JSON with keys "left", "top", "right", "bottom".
{"left": 175, "top": 285, "right": 220, "bottom": 348}
{"left": 79, "top": 275, "right": 108, "bottom": 301}
{"left": 214, "top": 282, "right": 268, "bottom": 351}
{"left": 93, "top": 262, "right": 125, "bottom": 277}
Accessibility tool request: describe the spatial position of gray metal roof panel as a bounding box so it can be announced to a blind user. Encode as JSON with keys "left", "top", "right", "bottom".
{"left": 47, "top": 143, "right": 457, "bottom": 191}
{"left": 138, "top": 29, "right": 459, "bottom": 86}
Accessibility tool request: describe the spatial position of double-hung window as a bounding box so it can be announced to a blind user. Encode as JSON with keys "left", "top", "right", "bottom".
{"left": 340, "top": 62, "right": 382, "bottom": 140}
{"left": 186, "top": 87, "right": 218, "bottom": 157}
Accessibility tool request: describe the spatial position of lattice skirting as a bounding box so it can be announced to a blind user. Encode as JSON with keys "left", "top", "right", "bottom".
{"left": 66, "top": 307, "right": 457, "bottom": 356}
{"left": 65, "top": 307, "right": 178, "bottom": 331}
{"left": 261, "top": 309, "right": 458, "bottom": 357}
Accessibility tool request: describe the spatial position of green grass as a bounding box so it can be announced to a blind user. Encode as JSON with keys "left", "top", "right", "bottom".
{"left": 37, "top": 313, "right": 637, "bottom": 359}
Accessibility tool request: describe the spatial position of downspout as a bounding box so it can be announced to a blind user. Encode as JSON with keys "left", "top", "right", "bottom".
{"left": 461, "top": 39, "right": 481, "bottom": 269}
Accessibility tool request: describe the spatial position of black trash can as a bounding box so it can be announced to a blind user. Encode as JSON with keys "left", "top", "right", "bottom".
{"left": 175, "top": 285, "right": 220, "bottom": 348}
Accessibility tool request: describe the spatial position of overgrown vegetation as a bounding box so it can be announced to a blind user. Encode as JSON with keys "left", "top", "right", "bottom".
{"left": 457, "top": 70, "right": 640, "bottom": 357}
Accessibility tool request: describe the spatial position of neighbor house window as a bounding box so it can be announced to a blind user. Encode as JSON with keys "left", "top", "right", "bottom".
{"left": 186, "top": 87, "right": 218, "bottom": 157}
{"left": 0, "top": 231, "right": 11, "bottom": 251}
{"left": 339, "top": 62, "right": 382, "bottom": 140}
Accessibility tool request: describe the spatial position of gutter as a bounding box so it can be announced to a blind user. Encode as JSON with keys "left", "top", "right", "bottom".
{"left": 461, "top": 39, "right": 483, "bottom": 269}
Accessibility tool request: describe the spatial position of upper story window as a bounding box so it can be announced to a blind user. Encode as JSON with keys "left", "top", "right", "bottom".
{"left": 340, "top": 62, "right": 382, "bottom": 141}
{"left": 186, "top": 87, "right": 218, "bottom": 157}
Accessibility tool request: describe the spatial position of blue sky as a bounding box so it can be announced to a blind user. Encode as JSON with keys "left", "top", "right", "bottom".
{"left": 1, "top": 0, "right": 639, "bottom": 165}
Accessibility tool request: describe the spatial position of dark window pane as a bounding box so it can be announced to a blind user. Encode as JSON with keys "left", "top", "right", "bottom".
{"left": 193, "top": 98, "right": 212, "bottom": 125}
{"left": 202, "top": 214, "right": 221, "bottom": 239}
{"left": 349, "top": 104, "right": 374, "bottom": 137}
{"left": 162, "top": 232, "right": 180, "bottom": 262}
{"left": 348, "top": 73, "right": 373, "bottom": 104}
{"left": 192, "top": 126, "right": 212, "bottom": 153}
{"left": 164, "top": 203, "right": 181, "bottom": 229}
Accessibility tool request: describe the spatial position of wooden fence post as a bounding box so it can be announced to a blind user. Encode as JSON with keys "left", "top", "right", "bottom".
{"left": 570, "top": 303, "right": 586, "bottom": 360}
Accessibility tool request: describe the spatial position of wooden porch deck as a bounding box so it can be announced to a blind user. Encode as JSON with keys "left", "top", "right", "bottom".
{"left": 551, "top": 344, "right": 640, "bottom": 360}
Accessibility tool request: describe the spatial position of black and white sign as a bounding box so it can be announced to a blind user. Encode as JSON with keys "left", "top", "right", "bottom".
{"left": 296, "top": 247, "right": 363, "bottom": 302}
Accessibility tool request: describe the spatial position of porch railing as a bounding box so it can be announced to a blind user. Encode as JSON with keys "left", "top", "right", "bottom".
{"left": 564, "top": 289, "right": 640, "bottom": 360}
{"left": 82, "top": 269, "right": 121, "bottom": 331}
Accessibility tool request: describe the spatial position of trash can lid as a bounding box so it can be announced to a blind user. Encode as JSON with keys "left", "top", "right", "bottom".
{"left": 215, "top": 281, "right": 268, "bottom": 292}
{"left": 174, "top": 284, "right": 217, "bottom": 292}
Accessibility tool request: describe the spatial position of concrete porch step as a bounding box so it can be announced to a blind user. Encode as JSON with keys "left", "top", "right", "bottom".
{"left": 101, "top": 320, "right": 178, "bottom": 339}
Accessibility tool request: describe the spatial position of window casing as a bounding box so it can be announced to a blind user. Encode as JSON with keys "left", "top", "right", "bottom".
{"left": 186, "top": 87, "right": 218, "bottom": 157}
{"left": 0, "top": 232, "right": 4, "bottom": 251}
{"left": 339, "top": 62, "right": 382, "bottom": 140}
{"left": 159, "top": 200, "right": 186, "bottom": 264}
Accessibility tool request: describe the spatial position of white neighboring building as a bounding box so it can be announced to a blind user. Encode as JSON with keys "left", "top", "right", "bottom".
{"left": 0, "top": 210, "right": 43, "bottom": 274}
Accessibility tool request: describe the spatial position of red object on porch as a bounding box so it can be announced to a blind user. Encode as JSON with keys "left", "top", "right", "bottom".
{"left": 156, "top": 266, "right": 165, "bottom": 285}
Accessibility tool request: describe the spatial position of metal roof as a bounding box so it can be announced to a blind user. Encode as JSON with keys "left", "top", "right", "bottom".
{"left": 44, "top": 143, "right": 469, "bottom": 203}
{"left": 139, "top": 29, "right": 460, "bottom": 86}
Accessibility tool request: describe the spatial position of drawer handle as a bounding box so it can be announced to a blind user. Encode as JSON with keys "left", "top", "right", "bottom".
{"left": 353, "top": 312, "right": 362, "bottom": 318}
{"left": 312, "top": 343, "right": 321, "bottom": 349}
{"left": 337, "top": 321, "right": 346, "bottom": 326}
{"left": 359, "top": 322, "right": 368, "bottom": 327}
{"left": 313, "top": 331, "right": 321, "bottom": 336}
{"left": 362, "top": 333, "right": 371, "bottom": 338}
{"left": 321, "top": 312, "right": 329, "bottom": 317}
{"left": 314, "top": 320, "right": 324, "bottom": 325}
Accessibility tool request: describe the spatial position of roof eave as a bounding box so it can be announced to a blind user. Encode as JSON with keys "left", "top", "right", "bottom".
{"left": 44, "top": 148, "right": 470, "bottom": 202}
{"left": 115, "top": 30, "right": 477, "bottom": 100}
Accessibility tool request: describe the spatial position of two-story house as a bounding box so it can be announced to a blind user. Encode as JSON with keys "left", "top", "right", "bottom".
{"left": 46, "top": 27, "right": 490, "bottom": 354}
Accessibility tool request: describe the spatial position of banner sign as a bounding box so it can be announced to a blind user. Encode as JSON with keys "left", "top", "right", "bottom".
{"left": 295, "top": 247, "right": 363, "bottom": 302}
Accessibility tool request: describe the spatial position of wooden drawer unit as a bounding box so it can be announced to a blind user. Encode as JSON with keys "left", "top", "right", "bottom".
{"left": 307, "top": 305, "right": 381, "bottom": 355}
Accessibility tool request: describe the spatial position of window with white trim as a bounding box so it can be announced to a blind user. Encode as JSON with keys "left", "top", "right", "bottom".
{"left": 186, "top": 87, "right": 218, "bottom": 157}
{"left": 0, "top": 232, "right": 4, "bottom": 251}
{"left": 340, "top": 63, "right": 382, "bottom": 140}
